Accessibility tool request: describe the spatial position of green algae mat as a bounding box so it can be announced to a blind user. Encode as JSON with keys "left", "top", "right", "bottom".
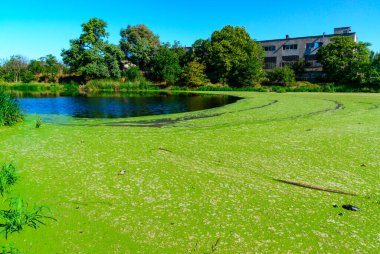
{"left": 0, "top": 92, "right": 379, "bottom": 253}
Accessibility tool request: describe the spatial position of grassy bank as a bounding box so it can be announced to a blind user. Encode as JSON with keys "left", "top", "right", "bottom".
{"left": 2, "top": 80, "right": 380, "bottom": 94}
{"left": 0, "top": 92, "right": 379, "bottom": 253}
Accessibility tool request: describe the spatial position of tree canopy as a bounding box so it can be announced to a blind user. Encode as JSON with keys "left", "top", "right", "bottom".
{"left": 62, "top": 18, "right": 124, "bottom": 81}
{"left": 192, "top": 26, "right": 264, "bottom": 87}
{"left": 317, "top": 36, "right": 371, "bottom": 85}
{"left": 120, "top": 25, "right": 160, "bottom": 71}
{"left": 151, "top": 46, "right": 182, "bottom": 85}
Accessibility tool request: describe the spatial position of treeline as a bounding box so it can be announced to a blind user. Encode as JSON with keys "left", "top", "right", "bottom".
{"left": 1, "top": 18, "right": 380, "bottom": 90}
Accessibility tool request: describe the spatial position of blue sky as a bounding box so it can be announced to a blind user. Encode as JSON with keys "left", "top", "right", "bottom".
{"left": 0, "top": 0, "right": 379, "bottom": 61}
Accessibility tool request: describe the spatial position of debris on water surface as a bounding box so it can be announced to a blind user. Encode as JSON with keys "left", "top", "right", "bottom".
{"left": 338, "top": 213, "right": 344, "bottom": 216}
{"left": 342, "top": 204, "right": 360, "bottom": 211}
{"left": 118, "top": 169, "right": 126, "bottom": 175}
{"left": 333, "top": 204, "right": 338, "bottom": 208}
{"left": 360, "top": 164, "right": 366, "bottom": 167}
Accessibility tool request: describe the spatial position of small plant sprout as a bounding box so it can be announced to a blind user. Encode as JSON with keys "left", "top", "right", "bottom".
{"left": 35, "top": 117, "right": 42, "bottom": 128}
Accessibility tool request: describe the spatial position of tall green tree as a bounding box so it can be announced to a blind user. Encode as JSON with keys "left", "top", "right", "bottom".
{"left": 79, "top": 18, "right": 109, "bottom": 46}
{"left": 170, "top": 40, "right": 190, "bottom": 67}
{"left": 207, "top": 26, "right": 264, "bottom": 87}
{"left": 62, "top": 18, "right": 124, "bottom": 81}
{"left": 317, "top": 36, "right": 371, "bottom": 85}
{"left": 190, "top": 39, "right": 211, "bottom": 63}
{"left": 151, "top": 46, "right": 182, "bottom": 85}
{"left": 120, "top": 24, "right": 160, "bottom": 71}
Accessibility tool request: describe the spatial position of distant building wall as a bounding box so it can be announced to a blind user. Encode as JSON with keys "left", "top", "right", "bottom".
{"left": 259, "top": 27, "right": 357, "bottom": 78}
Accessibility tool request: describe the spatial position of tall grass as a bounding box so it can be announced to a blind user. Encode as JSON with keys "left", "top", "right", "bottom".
{"left": 84, "top": 79, "right": 159, "bottom": 91}
{"left": 0, "top": 83, "right": 64, "bottom": 93}
{"left": 0, "top": 197, "right": 55, "bottom": 239}
{"left": 0, "top": 90, "right": 23, "bottom": 127}
{"left": 0, "top": 163, "right": 55, "bottom": 243}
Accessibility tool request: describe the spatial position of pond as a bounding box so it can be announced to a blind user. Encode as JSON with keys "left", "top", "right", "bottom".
{"left": 15, "top": 92, "right": 239, "bottom": 118}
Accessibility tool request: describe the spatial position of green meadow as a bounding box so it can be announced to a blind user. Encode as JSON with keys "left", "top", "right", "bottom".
{"left": 0, "top": 92, "right": 379, "bottom": 253}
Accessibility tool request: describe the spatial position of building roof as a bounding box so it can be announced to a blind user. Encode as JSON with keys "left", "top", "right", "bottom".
{"left": 258, "top": 32, "right": 356, "bottom": 43}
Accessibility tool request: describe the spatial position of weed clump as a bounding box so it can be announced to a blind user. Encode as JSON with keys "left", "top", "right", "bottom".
{"left": 0, "top": 164, "right": 18, "bottom": 196}
{"left": 0, "top": 162, "right": 55, "bottom": 247}
{"left": 35, "top": 117, "right": 42, "bottom": 128}
{"left": 0, "top": 90, "right": 23, "bottom": 127}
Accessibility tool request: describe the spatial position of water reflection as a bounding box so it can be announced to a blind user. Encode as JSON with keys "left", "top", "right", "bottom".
{"left": 15, "top": 91, "right": 239, "bottom": 118}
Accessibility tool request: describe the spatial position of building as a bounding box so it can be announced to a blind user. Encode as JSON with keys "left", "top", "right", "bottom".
{"left": 259, "top": 27, "right": 357, "bottom": 79}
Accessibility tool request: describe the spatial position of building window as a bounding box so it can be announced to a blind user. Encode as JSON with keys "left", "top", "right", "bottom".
{"left": 282, "top": 55, "right": 299, "bottom": 62}
{"left": 283, "top": 44, "right": 298, "bottom": 50}
{"left": 264, "top": 57, "right": 277, "bottom": 69}
{"left": 263, "top": 45, "right": 276, "bottom": 51}
{"left": 306, "top": 42, "right": 323, "bottom": 49}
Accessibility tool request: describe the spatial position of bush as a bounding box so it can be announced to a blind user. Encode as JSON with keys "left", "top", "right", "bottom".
{"left": 265, "top": 66, "right": 296, "bottom": 86}
{"left": 20, "top": 70, "right": 35, "bottom": 83}
{"left": 0, "top": 90, "right": 23, "bottom": 126}
{"left": 180, "top": 61, "right": 209, "bottom": 87}
{"left": 123, "top": 66, "right": 144, "bottom": 82}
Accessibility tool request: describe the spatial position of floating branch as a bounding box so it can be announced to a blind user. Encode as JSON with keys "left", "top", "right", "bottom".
{"left": 273, "top": 178, "right": 357, "bottom": 196}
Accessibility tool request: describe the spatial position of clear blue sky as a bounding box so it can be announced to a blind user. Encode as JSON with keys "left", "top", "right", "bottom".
{"left": 0, "top": 0, "right": 379, "bottom": 61}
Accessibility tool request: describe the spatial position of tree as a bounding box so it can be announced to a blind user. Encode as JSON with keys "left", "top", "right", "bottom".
{"left": 151, "top": 46, "right": 182, "bottom": 85}
{"left": 370, "top": 52, "right": 380, "bottom": 85}
{"left": 40, "top": 54, "right": 61, "bottom": 82}
{"left": 1, "top": 55, "right": 28, "bottom": 82}
{"left": 79, "top": 18, "right": 109, "bottom": 46}
{"left": 317, "top": 36, "right": 371, "bottom": 85}
{"left": 181, "top": 61, "right": 209, "bottom": 87}
{"left": 62, "top": 18, "right": 124, "bottom": 81}
{"left": 190, "top": 39, "right": 211, "bottom": 63}
{"left": 170, "top": 40, "right": 190, "bottom": 67}
{"left": 207, "top": 26, "right": 264, "bottom": 87}
{"left": 120, "top": 24, "right": 160, "bottom": 71}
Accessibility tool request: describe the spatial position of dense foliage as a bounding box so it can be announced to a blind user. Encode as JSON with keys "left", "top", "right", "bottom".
{"left": 266, "top": 66, "right": 296, "bottom": 86}
{"left": 207, "top": 26, "right": 264, "bottom": 87}
{"left": 370, "top": 52, "right": 380, "bottom": 85}
{"left": 151, "top": 46, "right": 182, "bottom": 84}
{"left": 120, "top": 24, "right": 160, "bottom": 71}
{"left": 317, "top": 36, "right": 372, "bottom": 86}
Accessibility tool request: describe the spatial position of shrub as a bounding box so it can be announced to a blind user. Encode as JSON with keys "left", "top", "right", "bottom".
{"left": 265, "top": 66, "right": 296, "bottom": 86}
{"left": 180, "top": 61, "right": 209, "bottom": 87}
{"left": 35, "top": 117, "right": 42, "bottom": 128}
{"left": 123, "top": 66, "right": 144, "bottom": 82}
{"left": 20, "top": 70, "right": 35, "bottom": 83}
{"left": 0, "top": 90, "right": 23, "bottom": 126}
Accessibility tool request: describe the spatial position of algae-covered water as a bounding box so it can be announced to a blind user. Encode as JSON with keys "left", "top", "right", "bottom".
{"left": 0, "top": 92, "right": 379, "bottom": 253}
